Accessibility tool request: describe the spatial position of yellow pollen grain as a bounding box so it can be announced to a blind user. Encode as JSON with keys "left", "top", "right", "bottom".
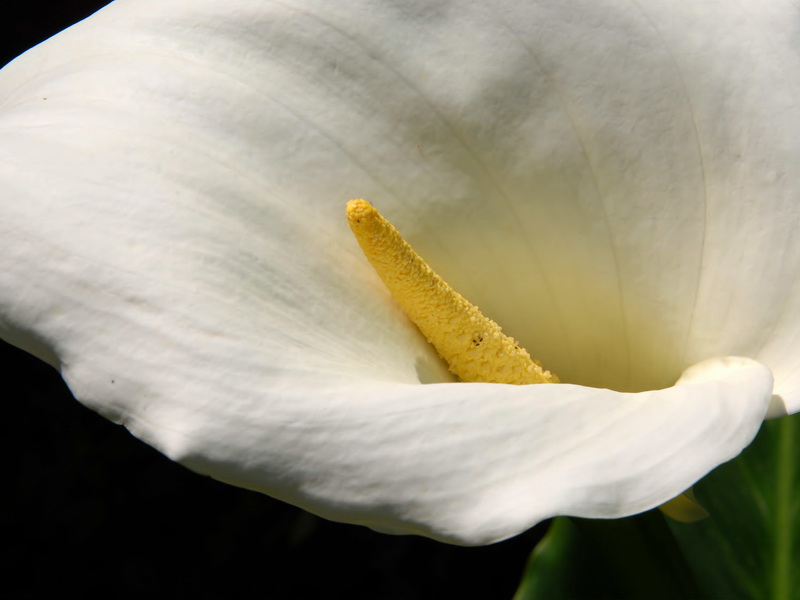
{"left": 346, "top": 199, "right": 557, "bottom": 384}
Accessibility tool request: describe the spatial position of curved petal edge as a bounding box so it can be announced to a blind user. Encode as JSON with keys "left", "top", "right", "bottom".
{"left": 155, "top": 356, "right": 772, "bottom": 545}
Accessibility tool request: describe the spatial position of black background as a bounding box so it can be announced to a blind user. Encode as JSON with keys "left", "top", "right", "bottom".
{"left": 2, "top": 3, "right": 545, "bottom": 598}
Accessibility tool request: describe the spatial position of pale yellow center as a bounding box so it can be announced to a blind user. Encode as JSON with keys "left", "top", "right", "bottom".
{"left": 346, "top": 199, "right": 557, "bottom": 384}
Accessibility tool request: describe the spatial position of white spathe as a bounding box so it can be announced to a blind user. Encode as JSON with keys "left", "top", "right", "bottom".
{"left": 0, "top": 0, "right": 795, "bottom": 544}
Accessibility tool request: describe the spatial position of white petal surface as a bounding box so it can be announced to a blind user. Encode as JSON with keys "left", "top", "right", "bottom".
{"left": 0, "top": 0, "right": 792, "bottom": 543}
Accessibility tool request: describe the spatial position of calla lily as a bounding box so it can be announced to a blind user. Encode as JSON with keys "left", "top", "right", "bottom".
{"left": 0, "top": 0, "right": 797, "bottom": 546}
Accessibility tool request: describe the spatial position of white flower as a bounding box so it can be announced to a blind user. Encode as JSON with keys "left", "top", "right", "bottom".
{"left": 0, "top": 0, "right": 796, "bottom": 545}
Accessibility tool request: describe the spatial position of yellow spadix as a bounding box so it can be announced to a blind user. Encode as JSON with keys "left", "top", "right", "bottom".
{"left": 346, "top": 199, "right": 557, "bottom": 385}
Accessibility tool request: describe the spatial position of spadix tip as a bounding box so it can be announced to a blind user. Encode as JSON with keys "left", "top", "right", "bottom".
{"left": 346, "top": 199, "right": 376, "bottom": 223}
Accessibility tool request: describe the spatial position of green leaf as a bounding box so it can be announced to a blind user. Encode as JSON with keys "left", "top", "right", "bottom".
{"left": 513, "top": 519, "right": 587, "bottom": 600}
{"left": 668, "top": 411, "right": 800, "bottom": 600}
{"left": 514, "top": 513, "right": 700, "bottom": 600}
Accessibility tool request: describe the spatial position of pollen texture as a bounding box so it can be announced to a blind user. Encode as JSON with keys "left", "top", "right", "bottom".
{"left": 346, "top": 199, "right": 557, "bottom": 384}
